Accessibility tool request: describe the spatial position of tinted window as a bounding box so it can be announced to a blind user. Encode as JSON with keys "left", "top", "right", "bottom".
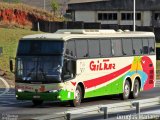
{"left": 88, "top": 40, "right": 100, "bottom": 58}
{"left": 76, "top": 40, "right": 88, "bottom": 58}
{"left": 121, "top": 13, "right": 141, "bottom": 20}
{"left": 100, "top": 40, "right": 112, "bottom": 57}
{"left": 127, "top": 13, "right": 132, "bottom": 20}
{"left": 98, "top": 13, "right": 103, "bottom": 20}
{"left": 112, "top": 39, "right": 123, "bottom": 56}
{"left": 136, "top": 13, "right": 141, "bottom": 20}
{"left": 66, "top": 40, "right": 76, "bottom": 57}
{"left": 17, "top": 40, "right": 64, "bottom": 55}
{"left": 149, "top": 38, "right": 155, "bottom": 54}
{"left": 122, "top": 38, "right": 133, "bottom": 56}
{"left": 121, "top": 13, "right": 126, "bottom": 20}
{"left": 98, "top": 13, "right": 117, "bottom": 20}
{"left": 113, "top": 13, "right": 117, "bottom": 20}
{"left": 142, "top": 39, "right": 149, "bottom": 54}
{"left": 133, "top": 39, "right": 142, "bottom": 55}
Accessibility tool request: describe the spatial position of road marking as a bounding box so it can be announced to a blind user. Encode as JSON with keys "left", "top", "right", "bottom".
{"left": 0, "top": 97, "right": 16, "bottom": 100}
{"left": 0, "top": 77, "right": 10, "bottom": 96}
{"left": 0, "top": 101, "right": 31, "bottom": 106}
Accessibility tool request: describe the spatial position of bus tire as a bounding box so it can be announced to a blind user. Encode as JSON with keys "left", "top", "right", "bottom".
{"left": 130, "top": 79, "right": 140, "bottom": 99}
{"left": 32, "top": 100, "right": 43, "bottom": 106}
{"left": 120, "top": 80, "right": 131, "bottom": 100}
{"left": 69, "top": 85, "right": 82, "bottom": 107}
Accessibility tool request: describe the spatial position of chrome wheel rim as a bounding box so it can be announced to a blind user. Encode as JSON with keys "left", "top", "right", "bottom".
{"left": 134, "top": 82, "right": 139, "bottom": 96}
{"left": 124, "top": 84, "right": 129, "bottom": 97}
{"left": 75, "top": 89, "right": 80, "bottom": 103}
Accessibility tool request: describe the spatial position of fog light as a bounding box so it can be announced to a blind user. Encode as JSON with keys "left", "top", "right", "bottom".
{"left": 49, "top": 89, "right": 61, "bottom": 93}
{"left": 57, "top": 95, "right": 61, "bottom": 99}
{"left": 18, "top": 89, "right": 24, "bottom": 92}
{"left": 49, "top": 90, "right": 58, "bottom": 93}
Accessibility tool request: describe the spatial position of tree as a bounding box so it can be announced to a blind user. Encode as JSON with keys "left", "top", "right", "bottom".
{"left": 50, "top": 0, "right": 59, "bottom": 16}
{"left": 3, "top": 0, "right": 21, "bottom": 3}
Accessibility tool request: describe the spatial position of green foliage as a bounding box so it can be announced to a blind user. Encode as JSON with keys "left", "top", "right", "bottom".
{"left": 3, "top": 0, "right": 21, "bottom": 3}
{"left": 50, "top": 0, "right": 59, "bottom": 15}
{"left": 0, "top": 28, "right": 42, "bottom": 72}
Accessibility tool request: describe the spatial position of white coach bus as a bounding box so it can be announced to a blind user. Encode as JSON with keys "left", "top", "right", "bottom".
{"left": 10, "top": 29, "right": 156, "bottom": 106}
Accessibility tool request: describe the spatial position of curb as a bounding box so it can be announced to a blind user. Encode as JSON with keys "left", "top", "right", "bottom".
{"left": 0, "top": 77, "right": 10, "bottom": 96}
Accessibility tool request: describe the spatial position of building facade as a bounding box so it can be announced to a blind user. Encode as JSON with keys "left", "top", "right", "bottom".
{"left": 68, "top": 0, "right": 160, "bottom": 27}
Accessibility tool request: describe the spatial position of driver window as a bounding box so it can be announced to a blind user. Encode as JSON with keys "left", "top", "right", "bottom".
{"left": 62, "top": 58, "right": 76, "bottom": 80}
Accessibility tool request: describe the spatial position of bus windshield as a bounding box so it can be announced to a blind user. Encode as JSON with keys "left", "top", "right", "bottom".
{"left": 17, "top": 40, "right": 64, "bottom": 56}
{"left": 15, "top": 40, "right": 64, "bottom": 83}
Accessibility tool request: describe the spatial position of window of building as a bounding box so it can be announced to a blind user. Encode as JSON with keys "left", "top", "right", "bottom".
{"left": 66, "top": 40, "right": 76, "bottom": 57}
{"left": 122, "top": 38, "right": 133, "bottom": 56}
{"left": 136, "top": 13, "right": 141, "bottom": 20}
{"left": 132, "top": 39, "right": 143, "bottom": 55}
{"left": 121, "top": 13, "right": 141, "bottom": 20}
{"left": 104, "top": 13, "right": 108, "bottom": 20}
{"left": 112, "top": 39, "right": 123, "bottom": 56}
{"left": 127, "top": 13, "right": 132, "bottom": 20}
{"left": 108, "top": 13, "right": 112, "bottom": 20}
{"left": 154, "top": 13, "right": 160, "bottom": 20}
{"left": 98, "top": 13, "right": 103, "bottom": 20}
{"left": 100, "top": 39, "right": 112, "bottom": 57}
{"left": 121, "top": 13, "right": 126, "bottom": 20}
{"left": 76, "top": 40, "right": 88, "bottom": 58}
{"left": 149, "top": 38, "right": 155, "bottom": 54}
{"left": 88, "top": 40, "right": 100, "bottom": 58}
{"left": 113, "top": 13, "right": 117, "bottom": 20}
{"left": 98, "top": 13, "right": 117, "bottom": 20}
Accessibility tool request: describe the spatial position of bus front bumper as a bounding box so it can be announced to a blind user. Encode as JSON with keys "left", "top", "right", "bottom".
{"left": 16, "top": 90, "right": 74, "bottom": 101}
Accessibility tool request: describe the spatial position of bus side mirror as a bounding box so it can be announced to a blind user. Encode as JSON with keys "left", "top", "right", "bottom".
{"left": 9, "top": 59, "right": 14, "bottom": 73}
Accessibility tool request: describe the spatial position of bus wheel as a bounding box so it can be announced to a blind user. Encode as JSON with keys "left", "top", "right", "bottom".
{"left": 69, "top": 85, "right": 82, "bottom": 107}
{"left": 121, "top": 80, "right": 130, "bottom": 100}
{"left": 32, "top": 100, "right": 43, "bottom": 106}
{"left": 130, "top": 79, "right": 140, "bottom": 99}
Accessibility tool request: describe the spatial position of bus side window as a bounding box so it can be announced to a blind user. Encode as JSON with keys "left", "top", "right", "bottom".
{"left": 143, "top": 46, "right": 149, "bottom": 54}
{"left": 132, "top": 38, "right": 143, "bottom": 55}
{"left": 149, "top": 38, "right": 155, "bottom": 54}
{"left": 112, "top": 39, "right": 123, "bottom": 56}
{"left": 133, "top": 49, "right": 136, "bottom": 55}
{"left": 122, "top": 38, "right": 133, "bottom": 56}
{"left": 66, "top": 40, "right": 76, "bottom": 57}
{"left": 142, "top": 39, "right": 149, "bottom": 54}
{"left": 88, "top": 39, "right": 100, "bottom": 58}
{"left": 76, "top": 40, "right": 88, "bottom": 58}
{"left": 100, "top": 40, "right": 112, "bottom": 57}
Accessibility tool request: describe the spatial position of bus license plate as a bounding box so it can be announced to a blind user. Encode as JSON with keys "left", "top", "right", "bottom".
{"left": 33, "top": 96, "right": 40, "bottom": 99}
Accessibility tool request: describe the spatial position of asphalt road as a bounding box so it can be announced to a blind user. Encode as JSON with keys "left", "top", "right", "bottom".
{"left": 0, "top": 87, "right": 160, "bottom": 119}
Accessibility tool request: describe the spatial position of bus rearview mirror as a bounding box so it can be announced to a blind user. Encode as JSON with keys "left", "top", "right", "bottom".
{"left": 9, "top": 59, "right": 14, "bottom": 73}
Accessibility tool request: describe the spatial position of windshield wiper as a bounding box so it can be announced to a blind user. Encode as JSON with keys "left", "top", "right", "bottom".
{"left": 39, "top": 68, "right": 47, "bottom": 80}
{"left": 26, "top": 68, "right": 35, "bottom": 77}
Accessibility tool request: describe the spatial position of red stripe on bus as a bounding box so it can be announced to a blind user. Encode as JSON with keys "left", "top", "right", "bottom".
{"left": 71, "top": 82, "right": 76, "bottom": 86}
{"left": 83, "top": 65, "right": 131, "bottom": 89}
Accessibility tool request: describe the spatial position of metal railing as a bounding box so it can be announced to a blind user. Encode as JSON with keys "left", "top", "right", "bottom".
{"left": 156, "top": 80, "right": 160, "bottom": 87}
{"left": 31, "top": 97, "right": 160, "bottom": 120}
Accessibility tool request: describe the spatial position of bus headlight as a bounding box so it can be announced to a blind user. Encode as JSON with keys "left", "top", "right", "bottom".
{"left": 17, "top": 89, "right": 24, "bottom": 92}
{"left": 49, "top": 89, "right": 61, "bottom": 93}
{"left": 57, "top": 95, "right": 61, "bottom": 99}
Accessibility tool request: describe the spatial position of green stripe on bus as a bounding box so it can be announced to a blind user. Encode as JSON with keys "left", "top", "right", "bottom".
{"left": 84, "top": 75, "right": 124, "bottom": 98}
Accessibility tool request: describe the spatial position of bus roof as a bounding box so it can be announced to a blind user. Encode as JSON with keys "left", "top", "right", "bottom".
{"left": 21, "top": 29, "right": 155, "bottom": 41}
